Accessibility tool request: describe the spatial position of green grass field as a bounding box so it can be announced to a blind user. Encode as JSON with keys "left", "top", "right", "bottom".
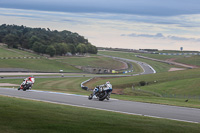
{"left": 55, "top": 56, "right": 126, "bottom": 70}
{"left": 134, "top": 53, "right": 200, "bottom": 66}
{"left": 0, "top": 46, "right": 82, "bottom": 72}
{"left": 0, "top": 46, "right": 40, "bottom": 57}
{"left": 0, "top": 59, "right": 82, "bottom": 72}
{"left": 0, "top": 96, "right": 199, "bottom": 133}
{"left": 176, "top": 55, "right": 200, "bottom": 66}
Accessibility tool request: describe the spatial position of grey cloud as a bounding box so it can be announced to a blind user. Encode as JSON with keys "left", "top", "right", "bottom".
{"left": 122, "top": 33, "right": 200, "bottom": 41}
{"left": 122, "top": 33, "right": 164, "bottom": 38}
{"left": 1, "top": 0, "right": 200, "bottom": 16}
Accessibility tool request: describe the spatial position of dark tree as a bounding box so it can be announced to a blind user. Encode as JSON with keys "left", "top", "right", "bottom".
{"left": 0, "top": 24, "right": 98, "bottom": 56}
{"left": 46, "top": 45, "right": 56, "bottom": 57}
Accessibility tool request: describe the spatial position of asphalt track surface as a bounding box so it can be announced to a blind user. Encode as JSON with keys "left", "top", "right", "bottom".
{"left": 0, "top": 88, "right": 200, "bottom": 123}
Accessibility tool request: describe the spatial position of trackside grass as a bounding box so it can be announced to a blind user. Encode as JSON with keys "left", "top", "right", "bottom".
{"left": 0, "top": 96, "right": 199, "bottom": 133}
{"left": 111, "top": 95, "right": 200, "bottom": 109}
{"left": 84, "top": 68, "right": 200, "bottom": 108}
{"left": 0, "top": 77, "right": 91, "bottom": 95}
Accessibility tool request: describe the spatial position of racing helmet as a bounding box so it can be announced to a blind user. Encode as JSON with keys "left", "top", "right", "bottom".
{"left": 106, "top": 81, "right": 110, "bottom": 84}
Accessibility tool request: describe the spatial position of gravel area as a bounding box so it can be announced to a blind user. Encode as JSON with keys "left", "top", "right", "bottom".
{"left": 168, "top": 68, "right": 186, "bottom": 71}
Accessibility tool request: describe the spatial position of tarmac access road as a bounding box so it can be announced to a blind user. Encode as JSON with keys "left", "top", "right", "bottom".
{"left": 0, "top": 88, "right": 199, "bottom": 123}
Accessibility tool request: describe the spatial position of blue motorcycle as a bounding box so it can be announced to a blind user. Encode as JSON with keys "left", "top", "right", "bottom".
{"left": 88, "top": 85, "right": 112, "bottom": 101}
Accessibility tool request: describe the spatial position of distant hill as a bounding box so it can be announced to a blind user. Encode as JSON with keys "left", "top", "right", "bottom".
{"left": 0, "top": 24, "right": 97, "bottom": 56}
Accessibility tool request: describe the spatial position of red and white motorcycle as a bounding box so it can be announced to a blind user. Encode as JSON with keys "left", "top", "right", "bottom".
{"left": 18, "top": 77, "right": 35, "bottom": 91}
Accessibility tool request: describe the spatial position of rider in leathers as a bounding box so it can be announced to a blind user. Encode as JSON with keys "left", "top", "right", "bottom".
{"left": 92, "top": 81, "right": 112, "bottom": 100}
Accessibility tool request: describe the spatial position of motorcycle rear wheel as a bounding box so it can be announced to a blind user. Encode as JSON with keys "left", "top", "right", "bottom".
{"left": 99, "top": 91, "right": 108, "bottom": 101}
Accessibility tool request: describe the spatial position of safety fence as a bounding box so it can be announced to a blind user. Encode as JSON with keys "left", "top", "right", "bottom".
{"left": 80, "top": 78, "right": 93, "bottom": 90}
{"left": 159, "top": 53, "right": 200, "bottom": 56}
{"left": 123, "top": 70, "right": 134, "bottom": 74}
{"left": 0, "top": 57, "right": 41, "bottom": 59}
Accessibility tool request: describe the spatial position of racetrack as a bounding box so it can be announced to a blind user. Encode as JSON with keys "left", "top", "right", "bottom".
{"left": 2, "top": 56, "right": 195, "bottom": 124}
{"left": 0, "top": 88, "right": 199, "bottom": 123}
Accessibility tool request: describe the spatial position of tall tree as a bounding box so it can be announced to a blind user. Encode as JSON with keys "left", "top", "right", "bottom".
{"left": 46, "top": 45, "right": 56, "bottom": 57}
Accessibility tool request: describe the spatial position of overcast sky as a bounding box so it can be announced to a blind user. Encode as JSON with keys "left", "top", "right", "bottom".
{"left": 0, "top": 0, "right": 200, "bottom": 50}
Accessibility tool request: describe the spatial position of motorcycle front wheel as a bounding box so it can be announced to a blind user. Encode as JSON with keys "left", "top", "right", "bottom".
{"left": 88, "top": 94, "right": 93, "bottom": 100}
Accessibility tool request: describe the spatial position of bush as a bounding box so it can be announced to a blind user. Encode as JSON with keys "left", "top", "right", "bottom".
{"left": 139, "top": 81, "right": 146, "bottom": 86}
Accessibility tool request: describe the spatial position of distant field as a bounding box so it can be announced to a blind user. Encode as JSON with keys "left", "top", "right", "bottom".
{"left": 0, "top": 59, "right": 82, "bottom": 72}
{"left": 0, "top": 47, "right": 22, "bottom": 57}
{"left": 55, "top": 56, "right": 126, "bottom": 70}
{"left": 1, "top": 96, "right": 199, "bottom": 133}
{"left": 176, "top": 56, "right": 200, "bottom": 66}
{"left": 159, "top": 50, "right": 200, "bottom": 53}
{"left": 136, "top": 53, "right": 200, "bottom": 66}
{"left": 0, "top": 46, "right": 40, "bottom": 57}
{"left": 98, "top": 51, "right": 184, "bottom": 72}
{"left": 137, "top": 53, "right": 182, "bottom": 60}
{"left": 0, "top": 47, "right": 79, "bottom": 72}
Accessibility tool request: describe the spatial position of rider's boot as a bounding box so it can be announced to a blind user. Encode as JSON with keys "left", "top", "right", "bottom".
{"left": 106, "top": 93, "right": 111, "bottom": 100}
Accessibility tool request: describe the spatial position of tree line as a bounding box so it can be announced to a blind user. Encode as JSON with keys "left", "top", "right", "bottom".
{"left": 0, "top": 24, "right": 97, "bottom": 56}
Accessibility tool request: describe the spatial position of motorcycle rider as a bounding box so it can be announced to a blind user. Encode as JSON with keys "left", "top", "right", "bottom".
{"left": 104, "top": 81, "right": 112, "bottom": 100}
{"left": 18, "top": 76, "right": 35, "bottom": 90}
{"left": 92, "top": 81, "right": 112, "bottom": 100}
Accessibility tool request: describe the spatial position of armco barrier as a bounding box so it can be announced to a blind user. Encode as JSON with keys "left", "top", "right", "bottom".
{"left": 80, "top": 78, "right": 93, "bottom": 90}
{"left": 159, "top": 53, "right": 200, "bottom": 56}
{"left": 0, "top": 57, "right": 41, "bottom": 59}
